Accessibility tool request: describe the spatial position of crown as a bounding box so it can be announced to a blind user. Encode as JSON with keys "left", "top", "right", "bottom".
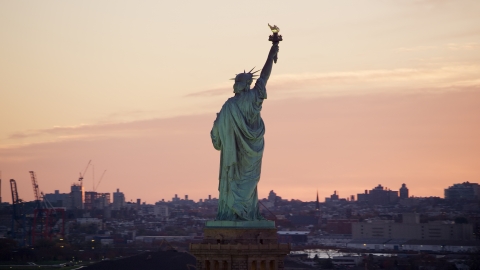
{"left": 230, "top": 67, "right": 261, "bottom": 83}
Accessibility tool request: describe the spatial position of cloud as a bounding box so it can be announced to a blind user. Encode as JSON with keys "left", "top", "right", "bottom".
{"left": 447, "top": 42, "right": 480, "bottom": 51}
{"left": 3, "top": 114, "right": 209, "bottom": 148}
{"left": 185, "top": 87, "right": 231, "bottom": 97}
{"left": 395, "top": 46, "right": 438, "bottom": 52}
{"left": 6, "top": 63, "right": 480, "bottom": 149}
{"left": 1, "top": 90, "right": 480, "bottom": 203}
{"left": 9, "top": 124, "right": 93, "bottom": 139}
{"left": 187, "top": 64, "right": 480, "bottom": 98}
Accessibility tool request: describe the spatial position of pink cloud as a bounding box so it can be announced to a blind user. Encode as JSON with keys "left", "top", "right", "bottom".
{"left": 1, "top": 90, "right": 479, "bottom": 203}
{"left": 187, "top": 65, "right": 480, "bottom": 98}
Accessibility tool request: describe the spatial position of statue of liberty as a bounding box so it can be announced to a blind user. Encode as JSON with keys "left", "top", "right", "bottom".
{"left": 210, "top": 25, "right": 282, "bottom": 222}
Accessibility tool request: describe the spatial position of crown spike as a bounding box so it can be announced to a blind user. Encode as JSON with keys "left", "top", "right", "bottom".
{"left": 252, "top": 69, "right": 261, "bottom": 74}
{"left": 248, "top": 67, "right": 256, "bottom": 73}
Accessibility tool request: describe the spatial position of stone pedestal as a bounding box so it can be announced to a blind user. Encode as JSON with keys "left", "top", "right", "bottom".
{"left": 190, "top": 222, "right": 290, "bottom": 270}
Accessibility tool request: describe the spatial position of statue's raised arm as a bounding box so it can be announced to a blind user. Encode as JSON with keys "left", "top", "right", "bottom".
{"left": 260, "top": 24, "right": 282, "bottom": 84}
{"left": 259, "top": 44, "right": 279, "bottom": 84}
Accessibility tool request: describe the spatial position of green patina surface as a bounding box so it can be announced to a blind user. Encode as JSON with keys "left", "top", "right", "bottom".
{"left": 210, "top": 38, "right": 280, "bottom": 224}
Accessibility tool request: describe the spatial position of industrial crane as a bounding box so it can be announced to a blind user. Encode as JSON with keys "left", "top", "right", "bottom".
{"left": 30, "top": 171, "right": 44, "bottom": 244}
{"left": 30, "top": 171, "right": 41, "bottom": 209}
{"left": 10, "top": 179, "right": 26, "bottom": 246}
{"left": 29, "top": 171, "right": 65, "bottom": 245}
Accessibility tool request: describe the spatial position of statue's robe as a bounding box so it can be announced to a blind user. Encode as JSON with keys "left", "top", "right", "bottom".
{"left": 210, "top": 78, "right": 267, "bottom": 221}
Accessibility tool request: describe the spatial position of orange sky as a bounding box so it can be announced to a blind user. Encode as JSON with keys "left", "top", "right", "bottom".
{"left": 1, "top": 1, "right": 480, "bottom": 203}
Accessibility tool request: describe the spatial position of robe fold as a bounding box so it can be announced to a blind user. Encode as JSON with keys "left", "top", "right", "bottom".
{"left": 210, "top": 78, "right": 267, "bottom": 221}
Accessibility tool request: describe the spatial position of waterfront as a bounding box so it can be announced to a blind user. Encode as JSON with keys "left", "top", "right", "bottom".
{"left": 292, "top": 249, "right": 395, "bottom": 259}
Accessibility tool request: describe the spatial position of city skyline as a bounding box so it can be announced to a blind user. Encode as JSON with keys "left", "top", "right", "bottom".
{"left": 1, "top": 1, "right": 480, "bottom": 203}
{"left": 3, "top": 177, "right": 476, "bottom": 205}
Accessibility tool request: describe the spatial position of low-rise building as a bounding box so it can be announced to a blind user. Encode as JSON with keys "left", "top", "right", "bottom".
{"left": 352, "top": 213, "right": 473, "bottom": 241}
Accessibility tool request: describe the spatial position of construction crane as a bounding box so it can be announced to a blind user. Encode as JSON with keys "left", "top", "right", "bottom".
{"left": 10, "top": 179, "right": 26, "bottom": 246}
{"left": 78, "top": 160, "right": 92, "bottom": 187}
{"left": 33, "top": 192, "right": 66, "bottom": 244}
{"left": 94, "top": 170, "right": 107, "bottom": 192}
{"left": 29, "top": 171, "right": 65, "bottom": 245}
{"left": 30, "top": 171, "right": 45, "bottom": 245}
{"left": 29, "top": 171, "right": 41, "bottom": 209}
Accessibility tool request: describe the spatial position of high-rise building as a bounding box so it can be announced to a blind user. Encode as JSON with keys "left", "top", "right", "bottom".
{"left": 71, "top": 184, "right": 84, "bottom": 209}
{"left": 113, "top": 188, "right": 125, "bottom": 210}
{"left": 84, "top": 192, "right": 97, "bottom": 210}
{"left": 445, "top": 182, "right": 480, "bottom": 200}
{"left": 399, "top": 183, "right": 409, "bottom": 199}
{"left": 84, "top": 192, "right": 111, "bottom": 209}
{"left": 95, "top": 193, "right": 110, "bottom": 209}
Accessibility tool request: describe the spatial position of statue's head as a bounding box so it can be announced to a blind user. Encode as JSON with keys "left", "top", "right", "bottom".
{"left": 231, "top": 68, "right": 260, "bottom": 93}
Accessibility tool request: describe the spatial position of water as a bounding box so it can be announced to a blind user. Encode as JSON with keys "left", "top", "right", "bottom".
{"left": 291, "top": 249, "right": 396, "bottom": 259}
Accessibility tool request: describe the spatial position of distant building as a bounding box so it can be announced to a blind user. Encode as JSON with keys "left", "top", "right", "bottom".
{"left": 352, "top": 213, "right": 473, "bottom": 241}
{"left": 277, "top": 231, "right": 309, "bottom": 244}
{"left": 399, "top": 183, "right": 409, "bottom": 199}
{"left": 325, "top": 219, "right": 359, "bottom": 235}
{"left": 84, "top": 192, "right": 96, "bottom": 210}
{"left": 154, "top": 203, "right": 169, "bottom": 218}
{"left": 77, "top": 217, "right": 102, "bottom": 226}
{"left": 325, "top": 191, "right": 340, "bottom": 203}
{"left": 112, "top": 188, "right": 125, "bottom": 210}
{"left": 288, "top": 215, "right": 319, "bottom": 226}
{"left": 136, "top": 199, "right": 141, "bottom": 210}
{"left": 268, "top": 190, "right": 277, "bottom": 203}
{"left": 71, "top": 183, "right": 84, "bottom": 209}
{"left": 44, "top": 190, "right": 70, "bottom": 208}
{"left": 96, "top": 193, "right": 110, "bottom": 209}
{"left": 445, "top": 182, "right": 480, "bottom": 200}
{"left": 357, "top": 185, "right": 398, "bottom": 205}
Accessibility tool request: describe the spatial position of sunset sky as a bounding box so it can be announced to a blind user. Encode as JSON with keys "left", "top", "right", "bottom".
{"left": 1, "top": 1, "right": 479, "bottom": 203}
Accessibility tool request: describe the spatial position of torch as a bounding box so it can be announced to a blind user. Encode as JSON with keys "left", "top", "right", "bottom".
{"left": 268, "top": 23, "right": 283, "bottom": 64}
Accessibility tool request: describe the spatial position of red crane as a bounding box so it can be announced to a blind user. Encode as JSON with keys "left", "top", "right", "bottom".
{"left": 10, "top": 179, "right": 26, "bottom": 246}
{"left": 30, "top": 171, "right": 65, "bottom": 245}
